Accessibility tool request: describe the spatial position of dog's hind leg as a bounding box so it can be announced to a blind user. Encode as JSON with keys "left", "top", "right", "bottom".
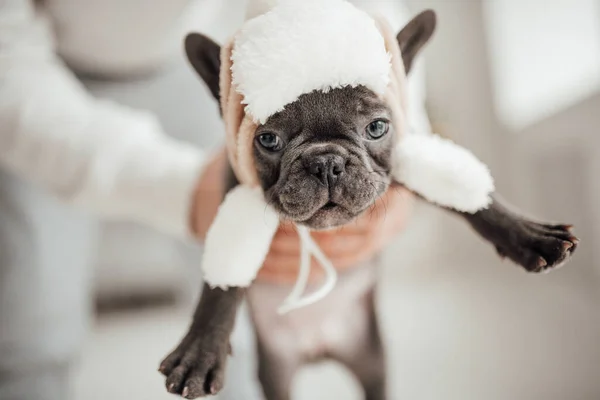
{"left": 247, "top": 286, "right": 305, "bottom": 400}
{"left": 255, "top": 335, "right": 302, "bottom": 400}
{"left": 329, "top": 286, "right": 387, "bottom": 400}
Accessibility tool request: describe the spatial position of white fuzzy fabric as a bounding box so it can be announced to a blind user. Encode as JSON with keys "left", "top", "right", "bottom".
{"left": 202, "top": 185, "right": 279, "bottom": 288}
{"left": 231, "top": 0, "right": 391, "bottom": 124}
{"left": 393, "top": 133, "right": 495, "bottom": 213}
{"left": 245, "top": 0, "right": 280, "bottom": 20}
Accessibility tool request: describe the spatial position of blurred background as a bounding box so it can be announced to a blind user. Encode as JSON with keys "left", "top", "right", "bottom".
{"left": 24, "top": 0, "right": 599, "bottom": 399}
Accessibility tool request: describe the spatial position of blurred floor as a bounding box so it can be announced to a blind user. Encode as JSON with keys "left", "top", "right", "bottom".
{"left": 73, "top": 204, "right": 600, "bottom": 400}
{"left": 72, "top": 270, "right": 600, "bottom": 400}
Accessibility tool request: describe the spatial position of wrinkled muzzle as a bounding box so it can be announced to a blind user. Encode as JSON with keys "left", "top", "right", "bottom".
{"left": 268, "top": 143, "right": 391, "bottom": 229}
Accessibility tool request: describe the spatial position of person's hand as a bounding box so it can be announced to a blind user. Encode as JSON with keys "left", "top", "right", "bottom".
{"left": 189, "top": 148, "right": 228, "bottom": 241}
{"left": 258, "top": 185, "right": 414, "bottom": 283}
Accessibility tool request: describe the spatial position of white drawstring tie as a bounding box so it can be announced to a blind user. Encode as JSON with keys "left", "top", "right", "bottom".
{"left": 277, "top": 225, "right": 338, "bottom": 314}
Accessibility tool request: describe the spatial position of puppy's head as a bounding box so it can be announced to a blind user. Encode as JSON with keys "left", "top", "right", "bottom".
{"left": 251, "top": 86, "right": 395, "bottom": 229}
{"left": 185, "top": 10, "right": 436, "bottom": 230}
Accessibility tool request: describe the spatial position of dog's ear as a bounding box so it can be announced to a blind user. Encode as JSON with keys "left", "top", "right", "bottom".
{"left": 396, "top": 10, "right": 436, "bottom": 74}
{"left": 185, "top": 33, "right": 221, "bottom": 101}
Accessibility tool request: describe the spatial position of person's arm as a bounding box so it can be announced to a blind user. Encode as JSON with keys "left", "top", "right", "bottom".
{"left": 0, "top": 0, "right": 209, "bottom": 238}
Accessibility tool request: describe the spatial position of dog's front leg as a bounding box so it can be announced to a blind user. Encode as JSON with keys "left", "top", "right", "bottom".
{"left": 160, "top": 284, "right": 244, "bottom": 398}
{"left": 456, "top": 195, "right": 578, "bottom": 272}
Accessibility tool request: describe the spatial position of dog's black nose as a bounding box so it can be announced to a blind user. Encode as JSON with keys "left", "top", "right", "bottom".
{"left": 306, "top": 154, "right": 345, "bottom": 186}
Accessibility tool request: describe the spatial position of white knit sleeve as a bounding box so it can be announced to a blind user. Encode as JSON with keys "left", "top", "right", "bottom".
{"left": 0, "top": 0, "right": 207, "bottom": 238}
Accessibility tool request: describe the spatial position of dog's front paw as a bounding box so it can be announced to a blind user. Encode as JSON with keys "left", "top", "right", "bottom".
{"left": 159, "top": 332, "right": 230, "bottom": 399}
{"left": 496, "top": 222, "right": 579, "bottom": 273}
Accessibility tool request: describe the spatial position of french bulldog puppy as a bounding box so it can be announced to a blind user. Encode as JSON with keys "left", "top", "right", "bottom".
{"left": 159, "top": 10, "right": 578, "bottom": 400}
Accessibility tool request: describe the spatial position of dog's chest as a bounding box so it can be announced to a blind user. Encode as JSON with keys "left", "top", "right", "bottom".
{"left": 247, "top": 263, "right": 378, "bottom": 360}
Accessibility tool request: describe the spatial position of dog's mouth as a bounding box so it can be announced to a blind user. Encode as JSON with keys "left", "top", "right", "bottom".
{"left": 269, "top": 167, "right": 391, "bottom": 230}
{"left": 295, "top": 199, "right": 357, "bottom": 230}
{"left": 321, "top": 201, "right": 338, "bottom": 211}
{"left": 275, "top": 196, "right": 372, "bottom": 230}
{"left": 272, "top": 184, "right": 389, "bottom": 229}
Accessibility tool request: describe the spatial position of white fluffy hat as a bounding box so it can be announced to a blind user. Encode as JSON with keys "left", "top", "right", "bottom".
{"left": 232, "top": 0, "right": 392, "bottom": 124}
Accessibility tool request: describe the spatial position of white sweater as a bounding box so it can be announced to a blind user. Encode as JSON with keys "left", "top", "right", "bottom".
{"left": 0, "top": 0, "right": 217, "bottom": 239}
{"left": 0, "top": 0, "right": 427, "bottom": 239}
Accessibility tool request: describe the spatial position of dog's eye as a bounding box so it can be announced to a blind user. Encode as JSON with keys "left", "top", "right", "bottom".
{"left": 365, "top": 120, "right": 389, "bottom": 139}
{"left": 257, "top": 132, "right": 282, "bottom": 151}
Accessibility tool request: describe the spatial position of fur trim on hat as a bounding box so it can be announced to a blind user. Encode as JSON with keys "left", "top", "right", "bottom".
{"left": 232, "top": 0, "right": 391, "bottom": 124}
